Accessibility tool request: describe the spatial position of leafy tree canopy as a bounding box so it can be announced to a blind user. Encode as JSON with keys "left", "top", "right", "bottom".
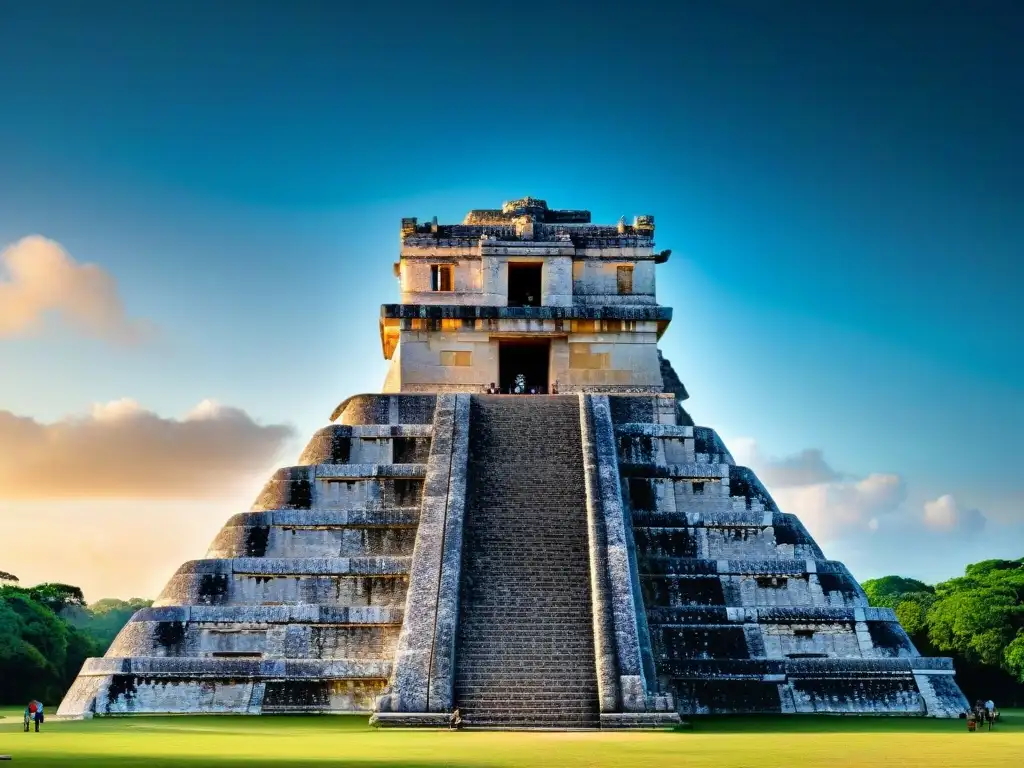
{"left": 862, "top": 576, "right": 934, "bottom": 604}
{"left": 0, "top": 578, "right": 139, "bottom": 704}
{"left": 863, "top": 559, "right": 1024, "bottom": 694}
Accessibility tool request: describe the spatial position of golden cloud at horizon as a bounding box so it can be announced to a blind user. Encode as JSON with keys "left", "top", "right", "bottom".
{"left": 0, "top": 399, "right": 295, "bottom": 499}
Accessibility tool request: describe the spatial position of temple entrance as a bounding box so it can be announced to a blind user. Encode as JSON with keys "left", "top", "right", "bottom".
{"left": 507, "top": 263, "right": 542, "bottom": 307}
{"left": 498, "top": 339, "right": 550, "bottom": 394}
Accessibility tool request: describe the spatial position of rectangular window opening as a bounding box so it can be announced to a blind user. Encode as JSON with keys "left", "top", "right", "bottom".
{"left": 616, "top": 265, "right": 634, "bottom": 295}
{"left": 431, "top": 264, "right": 454, "bottom": 291}
{"left": 692, "top": 481, "right": 705, "bottom": 495}
{"left": 388, "top": 479, "right": 422, "bottom": 507}
{"left": 628, "top": 478, "right": 656, "bottom": 511}
{"left": 392, "top": 437, "right": 423, "bottom": 464}
{"left": 507, "top": 263, "right": 542, "bottom": 307}
{"left": 756, "top": 576, "right": 788, "bottom": 589}
{"left": 794, "top": 629, "right": 815, "bottom": 639}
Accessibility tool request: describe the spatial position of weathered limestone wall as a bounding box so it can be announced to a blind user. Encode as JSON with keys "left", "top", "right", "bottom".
{"left": 391, "top": 327, "right": 665, "bottom": 394}
{"left": 399, "top": 251, "right": 576, "bottom": 308}
{"left": 64, "top": 659, "right": 389, "bottom": 715}
{"left": 400, "top": 257, "right": 484, "bottom": 305}
{"left": 394, "top": 331, "right": 498, "bottom": 390}
{"left": 104, "top": 606, "right": 403, "bottom": 660}
{"left": 561, "top": 333, "right": 663, "bottom": 392}
{"left": 330, "top": 394, "right": 437, "bottom": 426}
{"left": 153, "top": 558, "right": 411, "bottom": 609}
{"left": 572, "top": 259, "right": 656, "bottom": 306}
{"left": 208, "top": 516, "right": 418, "bottom": 559}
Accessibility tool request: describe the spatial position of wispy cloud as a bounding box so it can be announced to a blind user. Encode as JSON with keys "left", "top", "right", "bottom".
{"left": 0, "top": 235, "right": 153, "bottom": 343}
{"left": 0, "top": 399, "right": 295, "bottom": 499}
{"left": 729, "top": 438, "right": 986, "bottom": 540}
{"left": 923, "top": 494, "right": 986, "bottom": 533}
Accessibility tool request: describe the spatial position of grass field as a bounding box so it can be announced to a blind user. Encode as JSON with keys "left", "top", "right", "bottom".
{"left": 1, "top": 707, "right": 1021, "bottom": 767}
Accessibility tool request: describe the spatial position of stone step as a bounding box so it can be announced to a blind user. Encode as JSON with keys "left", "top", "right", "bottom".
{"left": 454, "top": 396, "right": 600, "bottom": 725}
{"left": 464, "top": 716, "right": 601, "bottom": 727}
{"left": 460, "top": 708, "right": 600, "bottom": 715}
{"left": 455, "top": 679, "right": 599, "bottom": 688}
{"left": 456, "top": 698, "right": 600, "bottom": 708}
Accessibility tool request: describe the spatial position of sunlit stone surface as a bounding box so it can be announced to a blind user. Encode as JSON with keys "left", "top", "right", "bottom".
{"left": 59, "top": 198, "right": 968, "bottom": 726}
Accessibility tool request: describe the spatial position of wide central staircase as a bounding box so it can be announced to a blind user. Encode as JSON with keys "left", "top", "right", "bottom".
{"left": 453, "top": 395, "right": 600, "bottom": 729}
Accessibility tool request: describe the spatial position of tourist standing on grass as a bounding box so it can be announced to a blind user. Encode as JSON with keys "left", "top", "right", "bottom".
{"left": 33, "top": 700, "right": 44, "bottom": 732}
{"left": 23, "top": 704, "right": 31, "bottom": 732}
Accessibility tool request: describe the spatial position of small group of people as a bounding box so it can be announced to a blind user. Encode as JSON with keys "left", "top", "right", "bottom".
{"left": 484, "top": 377, "right": 559, "bottom": 395}
{"left": 966, "top": 699, "right": 999, "bottom": 731}
{"left": 23, "top": 700, "right": 44, "bottom": 732}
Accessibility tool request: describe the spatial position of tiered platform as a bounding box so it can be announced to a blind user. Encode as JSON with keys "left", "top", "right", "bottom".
{"left": 60, "top": 391, "right": 968, "bottom": 722}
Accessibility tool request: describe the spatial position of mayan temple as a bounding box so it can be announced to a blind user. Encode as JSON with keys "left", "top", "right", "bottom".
{"left": 59, "top": 197, "right": 969, "bottom": 727}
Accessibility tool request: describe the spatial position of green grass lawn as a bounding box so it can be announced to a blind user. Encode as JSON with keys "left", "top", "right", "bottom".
{"left": 1, "top": 708, "right": 1021, "bottom": 767}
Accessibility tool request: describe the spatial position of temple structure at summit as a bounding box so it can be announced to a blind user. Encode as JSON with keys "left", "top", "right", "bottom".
{"left": 59, "top": 197, "right": 969, "bottom": 727}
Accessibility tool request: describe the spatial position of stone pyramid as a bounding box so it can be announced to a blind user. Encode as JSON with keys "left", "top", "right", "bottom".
{"left": 60, "top": 198, "right": 968, "bottom": 726}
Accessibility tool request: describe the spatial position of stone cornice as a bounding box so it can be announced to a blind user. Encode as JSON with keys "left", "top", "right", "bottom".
{"left": 380, "top": 304, "right": 672, "bottom": 321}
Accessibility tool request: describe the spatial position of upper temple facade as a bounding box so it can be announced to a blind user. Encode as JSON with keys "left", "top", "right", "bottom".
{"left": 380, "top": 197, "right": 674, "bottom": 395}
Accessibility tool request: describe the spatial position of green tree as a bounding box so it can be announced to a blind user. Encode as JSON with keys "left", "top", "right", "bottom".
{"left": 893, "top": 596, "right": 935, "bottom": 640}
{"left": 862, "top": 561, "right": 1024, "bottom": 704}
{"left": 0, "top": 592, "right": 68, "bottom": 702}
{"left": 62, "top": 624, "right": 101, "bottom": 687}
{"left": 861, "top": 576, "right": 934, "bottom": 607}
{"left": 68, "top": 597, "right": 152, "bottom": 649}
{"left": 928, "top": 559, "right": 1024, "bottom": 672}
{"left": 30, "top": 583, "right": 87, "bottom": 614}
{"left": 860, "top": 575, "right": 936, "bottom": 650}
{"left": 1005, "top": 633, "right": 1024, "bottom": 683}
{"left": 0, "top": 581, "right": 107, "bottom": 703}
{"left": 965, "top": 558, "right": 1024, "bottom": 579}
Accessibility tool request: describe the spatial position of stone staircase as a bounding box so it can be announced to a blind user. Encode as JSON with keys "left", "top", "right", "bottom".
{"left": 454, "top": 396, "right": 600, "bottom": 729}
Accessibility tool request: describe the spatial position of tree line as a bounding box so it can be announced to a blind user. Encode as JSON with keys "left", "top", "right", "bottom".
{"left": 3, "top": 557, "right": 1022, "bottom": 707}
{"left": 862, "top": 557, "right": 1024, "bottom": 705}
{"left": 0, "top": 572, "right": 150, "bottom": 704}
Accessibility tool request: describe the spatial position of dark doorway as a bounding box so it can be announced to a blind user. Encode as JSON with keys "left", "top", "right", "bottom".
{"left": 507, "top": 263, "right": 542, "bottom": 307}
{"left": 498, "top": 340, "right": 550, "bottom": 393}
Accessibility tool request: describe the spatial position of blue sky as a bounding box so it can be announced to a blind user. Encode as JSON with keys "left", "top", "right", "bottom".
{"left": 0, "top": 1, "right": 1021, "bottom": 598}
